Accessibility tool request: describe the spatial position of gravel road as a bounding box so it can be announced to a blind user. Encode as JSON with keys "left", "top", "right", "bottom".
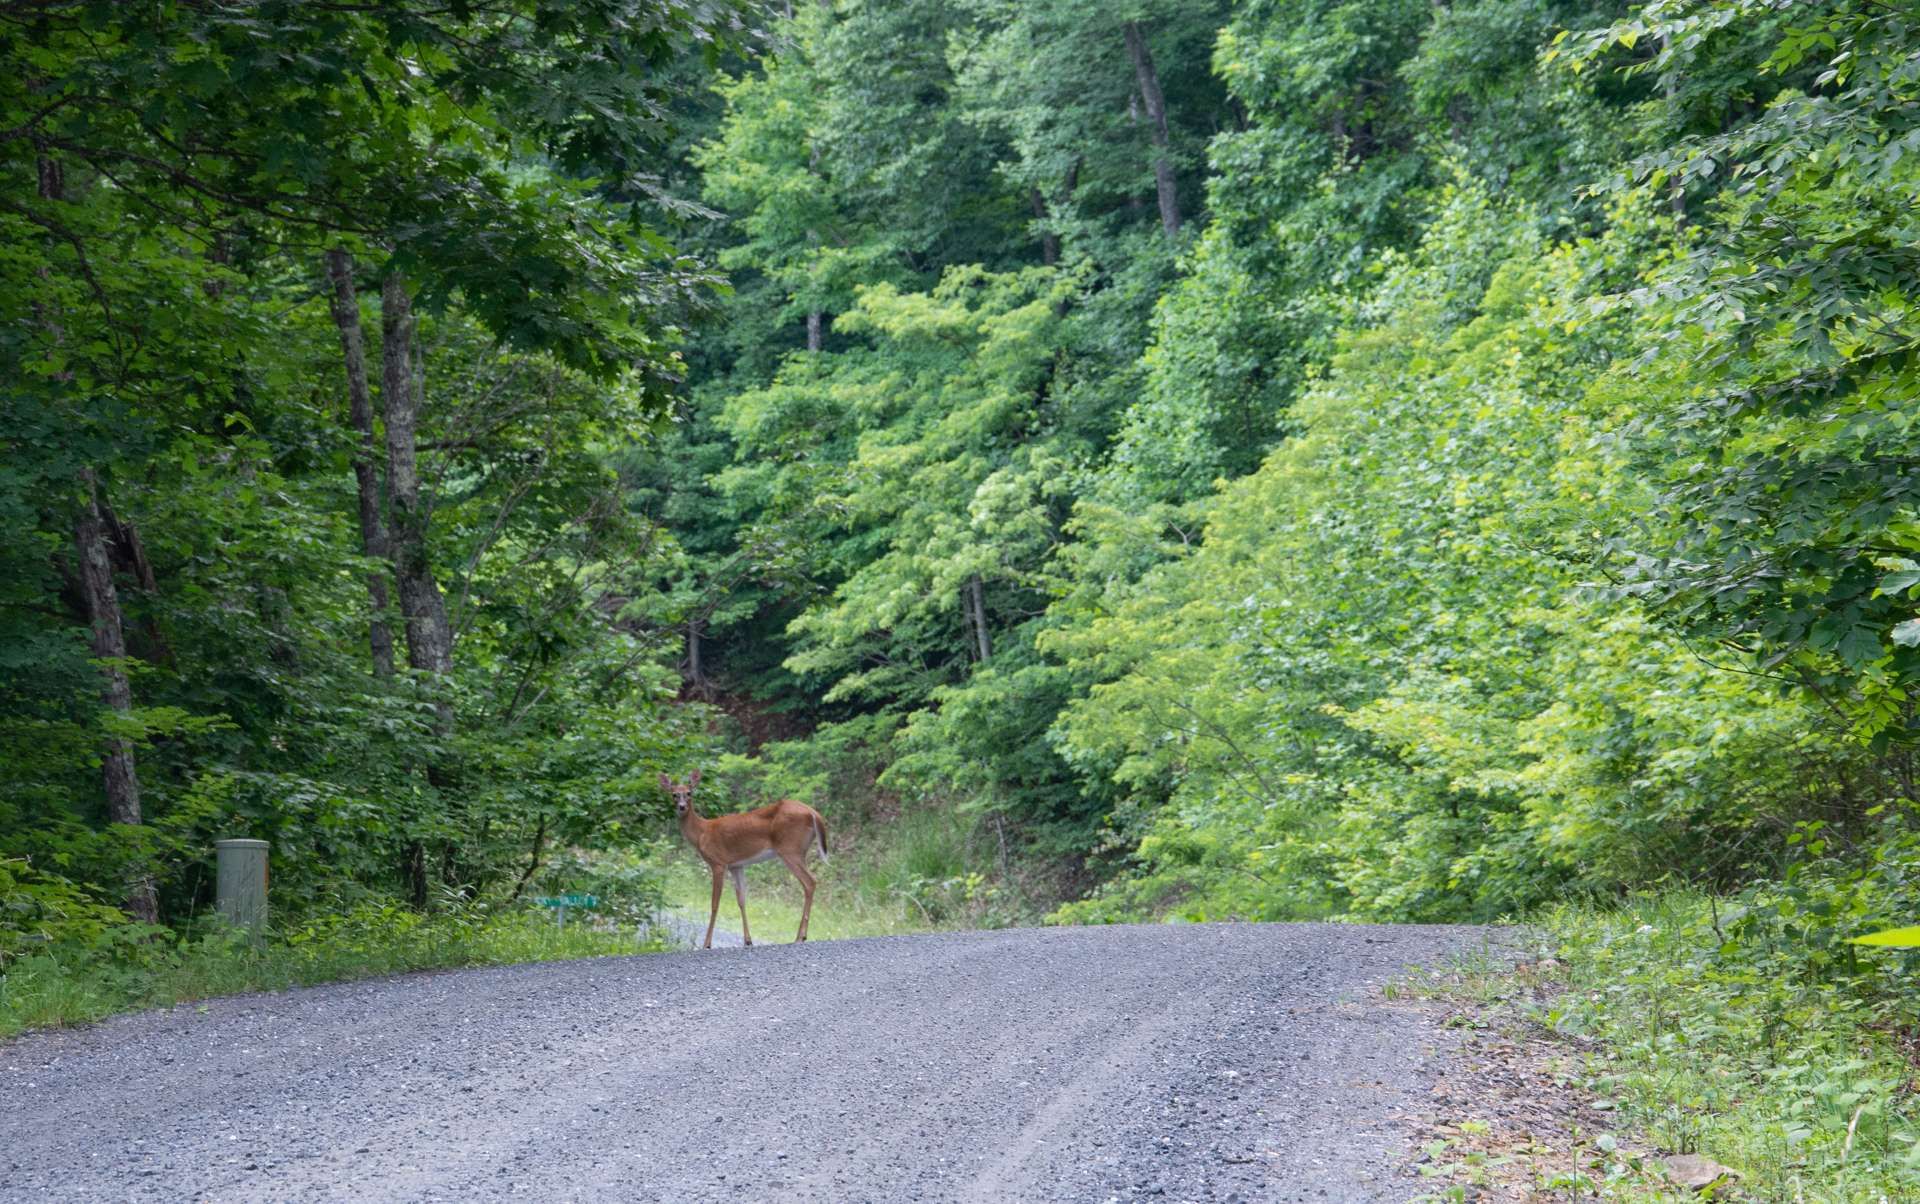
{"left": 1, "top": 922, "right": 1505, "bottom": 1202}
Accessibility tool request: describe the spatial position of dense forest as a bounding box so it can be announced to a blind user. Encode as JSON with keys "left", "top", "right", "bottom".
{"left": 4, "top": 0, "right": 1919, "bottom": 989}
{"left": 642, "top": 0, "right": 1920, "bottom": 935}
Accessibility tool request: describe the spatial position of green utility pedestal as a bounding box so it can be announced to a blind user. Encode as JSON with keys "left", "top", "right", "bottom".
{"left": 215, "top": 838, "right": 269, "bottom": 936}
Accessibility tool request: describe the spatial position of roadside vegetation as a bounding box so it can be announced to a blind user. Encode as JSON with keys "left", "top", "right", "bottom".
{"left": 0, "top": 900, "right": 668, "bottom": 1042}
{"left": 1413, "top": 890, "right": 1920, "bottom": 1202}
{"left": 1548, "top": 897, "right": 1920, "bottom": 1201}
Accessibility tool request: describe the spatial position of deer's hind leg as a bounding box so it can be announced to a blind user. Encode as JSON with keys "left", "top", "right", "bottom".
{"left": 778, "top": 849, "right": 817, "bottom": 942}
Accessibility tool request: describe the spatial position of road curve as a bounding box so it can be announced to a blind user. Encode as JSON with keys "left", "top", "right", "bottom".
{"left": 1, "top": 922, "right": 1504, "bottom": 1202}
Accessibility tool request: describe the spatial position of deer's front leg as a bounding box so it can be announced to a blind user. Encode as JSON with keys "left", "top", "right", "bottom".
{"left": 704, "top": 862, "right": 724, "bottom": 949}
{"left": 730, "top": 866, "right": 753, "bottom": 946}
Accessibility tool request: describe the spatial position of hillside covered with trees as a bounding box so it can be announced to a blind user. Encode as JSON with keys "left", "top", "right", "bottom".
{"left": 6, "top": 0, "right": 1920, "bottom": 1192}
{"left": 648, "top": 0, "right": 1920, "bottom": 932}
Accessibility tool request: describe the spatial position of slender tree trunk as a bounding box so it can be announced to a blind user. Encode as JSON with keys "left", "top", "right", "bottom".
{"left": 1661, "top": 34, "right": 1686, "bottom": 232}
{"left": 967, "top": 574, "right": 992, "bottom": 663}
{"left": 1030, "top": 189, "right": 1059, "bottom": 266}
{"left": 507, "top": 815, "right": 547, "bottom": 903}
{"left": 403, "top": 843, "right": 429, "bottom": 909}
{"left": 36, "top": 155, "right": 62, "bottom": 203}
{"left": 381, "top": 271, "right": 453, "bottom": 910}
{"left": 1124, "top": 21, "right": 1181, "bottom": 239}
{"left": 380, "top": 272, "right": 452, "bottom": 681}
{"left": 41, "top": 149, "right": 157, "bottom": 923}
{"left": 98, "top": 496, "right": 172, "bottom": 666}
{"left": 686, "top": 613, "right": 708, "bottom": 694}
{"left": 75, "top": 471, "right": 159, "bottom": 924}
{"left": 806, "top": 139, "right": 826, "bottom": 351}
{"left": 1045, "top": 160, "right": 1081, "bottom": 311}
{"left": 326, "top": 250, "right": 397, "bottom": 678}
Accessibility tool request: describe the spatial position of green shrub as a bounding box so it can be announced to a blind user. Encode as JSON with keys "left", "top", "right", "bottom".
{"left": 0, "top": 858, "right": 134, "bottom": 968}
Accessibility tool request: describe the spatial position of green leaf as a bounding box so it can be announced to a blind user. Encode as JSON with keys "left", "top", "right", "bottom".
{"left": 1838, "top": 626, "right": 1883, "bottom": 666}
{"left": 1878, "top": 570, "right": 1920, "bottom": 596}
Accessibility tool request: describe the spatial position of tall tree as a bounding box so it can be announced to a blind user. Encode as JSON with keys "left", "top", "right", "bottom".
{"left": 71, "top": 470, "right": 158, "bottom": 924}
{"left": 951, "top": 0, "right": 1225, "bottom": 259}
{"left": 325, "top": 250, "right": 397, "bottom": 679}
{"left": 378, "top": 275, "right": 453, "bottom": 687}
{"left": 1122, "top": 20, "right": 1181, "bottom": 238}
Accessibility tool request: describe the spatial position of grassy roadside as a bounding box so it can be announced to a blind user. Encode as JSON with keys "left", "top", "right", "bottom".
{"left": 656, "top": 857, "right": 935, "bottom": 942}
{"left": 2, "top": 802, "right": 994, "bottom": 1038}
{"left": 0, "top": 901, "right": 666, "bottom": 1041}
{"left": 1410, "top": 893, "right": 1920, "bottom": 1202}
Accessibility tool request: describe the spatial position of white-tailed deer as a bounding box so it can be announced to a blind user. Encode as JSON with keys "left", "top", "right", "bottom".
{"left": 662, "top": 770, "right": 829, "bottom": 948}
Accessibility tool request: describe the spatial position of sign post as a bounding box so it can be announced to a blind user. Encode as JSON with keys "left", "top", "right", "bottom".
{"left": 533, "top": 893, "right": 598, "bottom": 929}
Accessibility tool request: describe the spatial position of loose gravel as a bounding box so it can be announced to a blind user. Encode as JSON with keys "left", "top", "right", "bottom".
{"left": 1, "top": 922, "right": 1507, "bottom": 1202}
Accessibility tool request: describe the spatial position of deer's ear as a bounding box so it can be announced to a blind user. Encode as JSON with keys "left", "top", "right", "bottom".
{"left": 659, "top": 773, "right": 673, "bottom": 792}
{"left": 688, "top": 768, "right": 702, "bottom": 788}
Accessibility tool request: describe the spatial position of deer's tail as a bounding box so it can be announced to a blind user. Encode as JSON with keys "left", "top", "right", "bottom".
{"left": 813, "top": 811, "right": 830, "bottom": 862}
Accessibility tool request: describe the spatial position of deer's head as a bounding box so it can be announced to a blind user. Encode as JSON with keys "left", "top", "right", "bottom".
{"left": 660, "top": 769, "right": 702, "bottom": 820}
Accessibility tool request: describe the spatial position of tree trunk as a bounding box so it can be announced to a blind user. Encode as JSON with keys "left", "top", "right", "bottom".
{"left": 686, "top": 613, "right": 709, "bottom": 695}
{"left": 403, "top": 842, "right": 429, "bottom": 911}
{"left": 806, "top": 137, "right": 826, "bottom": 352}
{"left": 44, "top": 148, "right": 157, "bottom": 924}
{"left": 1124, "top": 21, "right": 1181, "bottom": 239}
{"left": 1030, "top": 189, "right": 1059, "bottom": 266}
{"left": 326, "top": 249, "right": 397, "bottom": 678}
{"left": 98, "top": 496, "right": 172, "bottom": 667}
{"left": 507, "top": 815, "right": 548, "bottom": 903}
{"left": 1661, "top": 34, "right": 1686, "bottom": 232}
{"left": 74, "top": 471, "right": 159, "bottom": 924}
{"left": 382, "top": 272, "right": 452, "bottom": 911}
{"left": 1044, "top": 159, "right": 1081, "bottom": 306}
{"left": 967, "top": 573, "right": 993, "bottom": 663}
{"left": 36, "top": 154, "right": 62, "bottom": 203}
{"left": 380, "top": 272, "right": 453, "bottom": 681}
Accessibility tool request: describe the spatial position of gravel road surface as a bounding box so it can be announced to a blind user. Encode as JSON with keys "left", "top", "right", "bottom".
{"left": 1, "top": 922, "right": 1505, "bottom": 1202}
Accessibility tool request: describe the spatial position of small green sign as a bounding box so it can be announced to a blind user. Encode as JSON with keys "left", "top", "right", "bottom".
{"left": 535, "top": 893, "right": 598, "bottom": 908}
{"left": 534, "top": 892, "right": 598, "bottom": 930}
